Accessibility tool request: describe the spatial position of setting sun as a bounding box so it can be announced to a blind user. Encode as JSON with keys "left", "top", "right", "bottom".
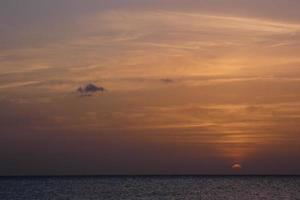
{"left": 232, "top": 163, "right": 242, "bottom": 171}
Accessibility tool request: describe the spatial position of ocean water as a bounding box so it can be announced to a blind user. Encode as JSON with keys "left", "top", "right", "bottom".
{"left": 0, "top": 176, "right": 300, "bottom": 200}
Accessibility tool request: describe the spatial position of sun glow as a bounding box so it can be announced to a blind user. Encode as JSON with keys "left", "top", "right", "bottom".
{"left": 232, "top": 163, "right": 242, "bottom": 171}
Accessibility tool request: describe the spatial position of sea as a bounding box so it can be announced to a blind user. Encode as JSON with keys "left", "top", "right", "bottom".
{"left": 0, "top": 176, "right": 300, "bottom": 200}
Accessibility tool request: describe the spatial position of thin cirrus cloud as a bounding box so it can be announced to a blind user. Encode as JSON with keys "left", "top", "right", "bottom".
{"left": 0, "top": 81, "right": 41, "bottom": 90}
{"left": 1, "top": 9, "right": 300, "bottom": 85}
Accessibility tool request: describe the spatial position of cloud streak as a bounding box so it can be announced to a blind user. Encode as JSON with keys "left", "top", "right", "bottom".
{"left": 0, "top": 81, "right": 41, "bottom": 90}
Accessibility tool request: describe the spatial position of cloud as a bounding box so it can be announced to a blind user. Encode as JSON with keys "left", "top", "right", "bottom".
{"left": 160, "top": 78, "right": 175, "bottom": 83}
{"left": 0, "top": 81, "right": 41, "bottom": 90}
{"left": 77, "top": 83, "right": 106, "bottom": 96}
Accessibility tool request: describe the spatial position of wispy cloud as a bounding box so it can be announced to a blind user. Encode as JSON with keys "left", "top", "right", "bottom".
{"left": 0, "top": 81, "right": 41, "bottom": 90}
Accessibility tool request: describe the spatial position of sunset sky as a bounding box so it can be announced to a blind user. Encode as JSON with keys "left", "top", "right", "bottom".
{"left": 1, "top": 0, "right": 300, "bottom": 175}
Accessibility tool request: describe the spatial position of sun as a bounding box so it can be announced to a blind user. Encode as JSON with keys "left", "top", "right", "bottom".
{"left": 232, "top": 163, "right": 242, "bottom": 171}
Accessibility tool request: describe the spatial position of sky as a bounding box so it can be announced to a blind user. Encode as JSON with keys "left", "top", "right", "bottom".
{"left": 1, "top": 0, "right": 300, "bottom": 175}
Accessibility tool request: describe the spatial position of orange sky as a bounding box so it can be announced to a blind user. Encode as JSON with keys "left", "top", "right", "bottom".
{"left": 1, "top": 0, "right": 300, "bottom": 175}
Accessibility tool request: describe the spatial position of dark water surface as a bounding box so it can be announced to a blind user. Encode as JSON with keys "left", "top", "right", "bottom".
{"left": 0, "top": 176, "right": 300, "bottom": 200}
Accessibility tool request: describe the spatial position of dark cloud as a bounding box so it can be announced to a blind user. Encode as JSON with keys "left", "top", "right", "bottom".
{"left": 160, "top": 78, "right": 175, "bottom": 83}
{"left": 77, "top": 83, "right": 106, "bottom": 96}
